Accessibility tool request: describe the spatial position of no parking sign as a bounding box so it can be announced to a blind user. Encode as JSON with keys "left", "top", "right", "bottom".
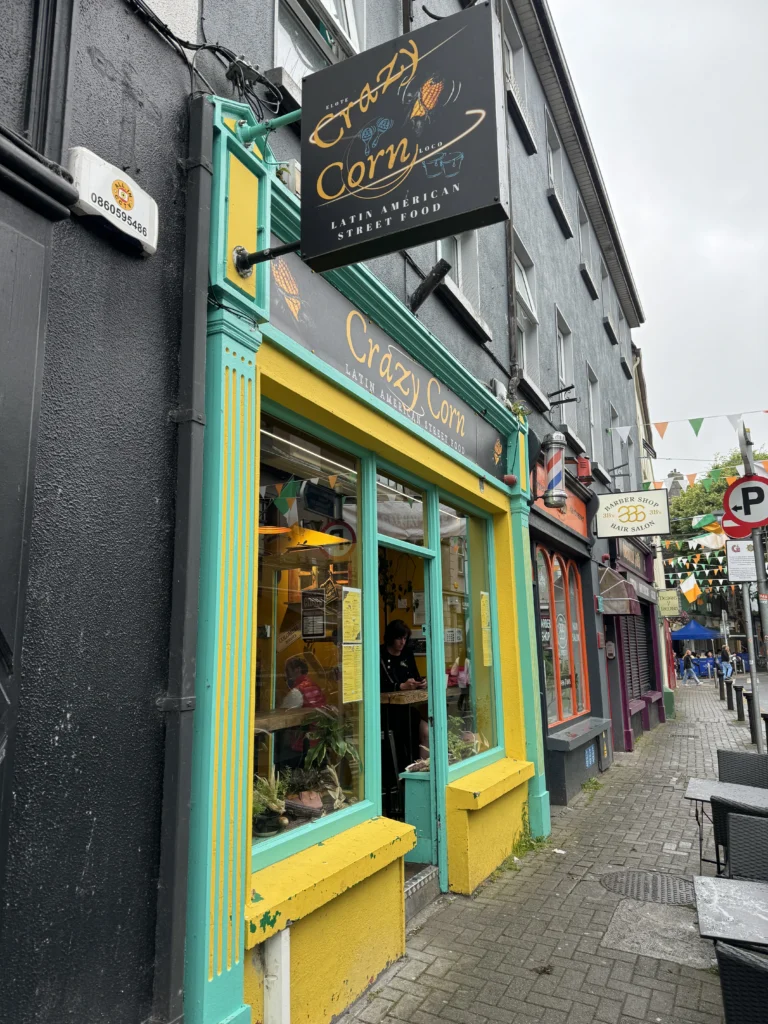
{"left": 723, "top": 476, "right": 768, "bottom": 529}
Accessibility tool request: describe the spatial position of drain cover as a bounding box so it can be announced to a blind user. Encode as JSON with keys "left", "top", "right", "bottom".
{"left": 600, "top": 870, "right": 694, "bottom": 906}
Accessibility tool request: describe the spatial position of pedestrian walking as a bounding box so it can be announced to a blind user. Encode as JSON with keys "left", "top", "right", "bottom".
{"left": 720, "top": 644, "right": 733, "bottom": 680}
{"left": 681, "top": 649, "right": 698, "bottom": 685}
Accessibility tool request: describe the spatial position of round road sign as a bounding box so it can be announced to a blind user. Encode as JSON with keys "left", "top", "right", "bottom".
{"left": 723, "top": 476, "right": 768, "bottom": 529}
{"left": 721, "top": 516, "right": 752, "bottom": 540}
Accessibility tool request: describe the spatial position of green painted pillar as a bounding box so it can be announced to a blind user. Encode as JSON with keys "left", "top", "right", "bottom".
{"left": 509, "top": 428, "right": 550, "bottom": 839}
{"left": 185, "top": 309, "right": 261, "bottom": 1024}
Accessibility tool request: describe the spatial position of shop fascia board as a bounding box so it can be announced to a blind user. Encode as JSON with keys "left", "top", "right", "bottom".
{"left": 270, "top": 176, "right": 524, "bottom": 446}
{"left": 244, "top": 817, "right": 415, "bottom": 946}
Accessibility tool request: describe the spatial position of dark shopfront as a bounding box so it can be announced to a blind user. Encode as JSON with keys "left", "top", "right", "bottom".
{"left": 530, "top": 468, "right": 612, "bottom": 806}
{"left": 604, "top": 538, "right": 665, "bottom": 752}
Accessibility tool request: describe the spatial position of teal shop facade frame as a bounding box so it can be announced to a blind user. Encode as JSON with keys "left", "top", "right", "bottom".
{"left": 185, "top": 95, "right": 551, "bottom": 1024}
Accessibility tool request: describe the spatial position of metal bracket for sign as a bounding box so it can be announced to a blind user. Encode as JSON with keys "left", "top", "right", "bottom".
{"left": 409, "top": 258, "right": 452, "bottom": 313}
{"left": 547, "top": 383, "right": 579, "bottom": 409}
{"left": 156, "top": 695, "right": 197, "bottom": 712}
{"left": 234, "top": 239, "right": 301, "bottom": 277}
{"left": 237, "top": 109, "right": 302, "bottom": 147}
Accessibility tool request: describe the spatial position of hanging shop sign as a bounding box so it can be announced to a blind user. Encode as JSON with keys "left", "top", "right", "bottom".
{"left": 300, "top": 3, "right": 509, "bottom": 272}
{"left": 725, "top": 539, "right": 758, "bottom": 583}
{"left": 657, "top": 588, "right": 681, "bottom": 617}
{"left": 617, "top": 538, "right": 647, "bottom": 575}
{"left": 268, "top": 239, "right": 505, "bottom": 478}
{"left": 595, "top": 490, "right": 670, "bottom": 539}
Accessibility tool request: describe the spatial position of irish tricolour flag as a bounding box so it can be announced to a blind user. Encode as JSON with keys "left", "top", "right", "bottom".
{"left": 680, "top": 573, "right": 702, "bottom": 604}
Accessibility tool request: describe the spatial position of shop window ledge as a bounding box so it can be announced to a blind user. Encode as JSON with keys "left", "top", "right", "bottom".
{"left": 557, "top": 423, "right": 587, "bottom": 455}
{"left": 628, "top": 698, "right": 645, "bottom": 717}
{"left": 516, "top": 371, "right": 551, "bottom": 412}
{"left": 446, "top": 757, "right": 534, "bottom": 811}
{"left": 506, "top": 79, "right": 537, "bottom": 156}
{"left": 436, "top": 275, "right": 493, "bottom": 343}
{"left": 620, "top": 355, "right": 633, "bottom": 380}
{"left": 245, "top": 817, "right": 415, "bottom": 946}
{"left": 546, "top": 716, "right": 612, "bottom": 753}
{"left": 546, "top": 187, "right": 574, "bottom": 239}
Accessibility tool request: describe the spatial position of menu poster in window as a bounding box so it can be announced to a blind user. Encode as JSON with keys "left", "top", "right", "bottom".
{"left": 342, "top": 586, "right": 362, "bottom": 643}
{"left": 301, "top": 589, "right": 326, "bottom": 640}
{"left": 480, "top": 591, "right": 491, "bottom": 630}
{"left": 342, "top": 643, "right": 363, "bottom": 703}
{"left": 541, "top": 615, "right": 551, "bottom": 646}
{"left": 412, "top": 591, "right": 425, "bottom": 626}
{"left": 482, "top": 627, "right": 493, "bottom": 667}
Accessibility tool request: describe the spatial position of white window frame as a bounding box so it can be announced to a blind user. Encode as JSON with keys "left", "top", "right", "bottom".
{"left": 502, "top": 1, "right": 527, "bottom": 104}
{"left": 513, "top": 236, "right": 539, "bottom": 386}
{"left": 438, "top": 231, "right": 481, "bottom": 317}
{"left": 555, "top": 308, "right": 573, "bottom": 426}
{"left": 545, "top": 110, "right": 563, "bottom": 194}
{"left": 628, "top": 436, "right": 637, "bottom": 491}
{"left": 275, "top": 0, "right": 360, "bottom": 88}
{"left": 587, "top": 364, "right": 600, "bottom": 461}
{"left": 609, "top": 405, "right": 622, "bottom": 489}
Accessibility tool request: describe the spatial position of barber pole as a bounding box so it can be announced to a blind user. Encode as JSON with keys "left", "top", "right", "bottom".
{"left": 542, "top": 432, "right": 567, "bottom": 509}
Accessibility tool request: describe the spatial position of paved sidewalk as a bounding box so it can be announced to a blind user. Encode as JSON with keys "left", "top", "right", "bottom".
{"left": 345, "top": 682, "right": 759, "bottom": 1024}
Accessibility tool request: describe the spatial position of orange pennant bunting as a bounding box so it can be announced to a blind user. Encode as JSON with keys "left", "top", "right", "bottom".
{"left": 275, "top": 483, "right": 283, "bottom": 496}
{"left": 686, "top": 473, "right": 698, "bottom": 487}
{"left": 653, "top": 481, "right": 663, "bottom": 490}
{"left": 654, "top": 422, "right": 669, "bottom": 440}
{"left": 327, "top": 475, "right": 338, "bottom": 489}
{"left": 726, "top": 476, "right": 738, "bottom": 485}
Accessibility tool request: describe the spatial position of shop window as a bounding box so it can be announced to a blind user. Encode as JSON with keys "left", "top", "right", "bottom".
{"left": 536, "top": 550, "right": 558, "bottom": 724}
{"left": 276, "top": 0, "right": 359, "bottom": 89}
{"left": 536, "top": 547, "right": 590, "bottom": 725}
{"left": 439, "top": 502, "right": 497, "bottom": 762}
{"left": 254, "top": 415, "right": 364, "bottom": 843}
{"left": 376, "top": 473, "right": 426, "bottom": 546}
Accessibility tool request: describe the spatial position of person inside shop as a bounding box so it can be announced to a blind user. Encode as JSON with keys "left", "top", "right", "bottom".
{"left": 380, "top": 619, "right": 430, "bottom": 761}
{"left": 274, "top": 656, "right": 327, "bottom": 771}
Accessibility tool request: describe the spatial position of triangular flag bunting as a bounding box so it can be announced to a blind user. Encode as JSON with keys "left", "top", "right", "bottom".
{"left": 686, "top": 473, "right": 698, "bottom": 487}
{"left": 689, "top": 418, "right": 704, "bottom": 436}
{"left": 654, "top": 422, "right": 669, "bottom": 440}
{"left": 642, "top": 482, "right": 652, "bottom": 491}
{"left": 274, "top": 483, "right": 283, "bottom": 496}
{"left": 709, "top": 469, "right": 722, "bottom": 484}
{"left": 653, "top": 482, "right": 663, "bottom": 490}
{"left": 727, "top": 414, "right": 742, "bottom": 432}
{"left": 327, "top": 475, "right": 338, "bottom": 489}
{"left": 701, "top": 477, "right": 714, "bottom": 492}
{"left": 615, "top": 425, "right": 632, "bottom": 444}
{"left": 726, "top": 476, "right": 737, "bottom": 485}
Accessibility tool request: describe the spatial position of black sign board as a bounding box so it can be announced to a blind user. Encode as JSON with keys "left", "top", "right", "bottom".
{"left": 300, "top": 3, "right": 509, "bottom": 272}
{"left": 268, "top": 239, "right": 506, "bottom": 478}
{"left": 301, "top": 589, "right": 326, "bottom": 640}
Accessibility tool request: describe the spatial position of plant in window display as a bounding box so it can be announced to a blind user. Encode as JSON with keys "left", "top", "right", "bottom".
{"left": 252, "top": 771, "right": 289, "bottom": 837}
{"left": 283, "top": 766, "right": 326, "bottom": 819}
{"left": 304, "top": 706, "right": 360, "bottom": 774}
{"left": 447, "top": 715, "right": 480, "bottom": 763}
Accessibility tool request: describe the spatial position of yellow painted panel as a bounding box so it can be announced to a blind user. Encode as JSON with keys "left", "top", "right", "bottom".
{"left": 245, "top": 817, "right": 415, "bottom": 946}
{"left": 291, "top": 860, "right": 404, "bottom": 1024}
{"left": 244, "top": 946, "right": 265, "bottom": 1024}
{"left": 257, "top": 342, "right": 508, "bottom": 516}
{"left": 493, "top": 509, "right": 527, "bottom": 762}
{"left": 446, "top": 757, "right": 534, "bottom": 811}
{"left": 226, "top": 152, "right": 258, "bottom": 297}
{"left": 447, "top": 779, "right": 528, "bottom": 894}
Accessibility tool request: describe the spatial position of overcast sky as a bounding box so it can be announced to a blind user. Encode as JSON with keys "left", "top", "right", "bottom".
{"left": 548, "top": 0, "right": 768, "bottom": 480}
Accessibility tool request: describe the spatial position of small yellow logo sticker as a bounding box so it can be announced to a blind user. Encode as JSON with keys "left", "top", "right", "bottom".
{"left": 112, "top": 179, "right": 134, "bottom": 211}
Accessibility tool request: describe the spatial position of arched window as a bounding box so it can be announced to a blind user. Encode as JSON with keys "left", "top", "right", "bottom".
{"left": 536, "top": 548, "right": 558, "bottom": 723}
{"left": 567, "top": 562, "right": 590, "bottom": 714}
{"left": 535, "top": 547, "right": 590, "bottom": 725}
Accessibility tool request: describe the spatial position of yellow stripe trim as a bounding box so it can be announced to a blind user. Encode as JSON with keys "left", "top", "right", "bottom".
{"left": 226, "top": 153, "right": 258, "bottom": 298}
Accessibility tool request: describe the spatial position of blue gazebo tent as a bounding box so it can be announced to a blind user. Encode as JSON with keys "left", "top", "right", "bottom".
{"left": 670, "top": 621, "right": 722, "bottom": 641}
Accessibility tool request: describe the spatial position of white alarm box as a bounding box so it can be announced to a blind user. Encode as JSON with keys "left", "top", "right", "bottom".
{"left": 67, "top": 147, "right": 159, "bottom": 255}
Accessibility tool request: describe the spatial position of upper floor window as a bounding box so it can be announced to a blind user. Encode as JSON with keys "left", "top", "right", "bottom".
{"left": 545, "top": 111, "right": 564, "bottom": 196}
{"left": 555, "top": 309, "right": 573, "bottom": 426}
{"left": 276, "top": 0, "right": 359, "bottom": 88}
{"left": 514, "top": 248, "right": 539, "bottom": 386}
{"left": 577, "top": 198, "right": 590, "bottom": 270}
{"left": 439, "top": 232, "right": 481, "bottom": 316}
{"left": 587, "top": 365, "right": 600, "bottom": 461}
{"left": 502, "top": 2, "right": 527, "bottom": 103}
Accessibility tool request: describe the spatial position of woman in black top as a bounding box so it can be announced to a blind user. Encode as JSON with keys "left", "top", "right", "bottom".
{"left": 380, "top": 620, "right": 429, "bottom": 767}
{"left": 380, "top": 619, "right": 426, "bottom": 692}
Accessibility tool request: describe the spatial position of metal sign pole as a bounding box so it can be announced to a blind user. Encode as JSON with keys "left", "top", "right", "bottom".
{"left": 742, "top": 581, "right": 759, "bottom": 689}
{"left": 739, "top": 422, "right": 765, "bottom": 752}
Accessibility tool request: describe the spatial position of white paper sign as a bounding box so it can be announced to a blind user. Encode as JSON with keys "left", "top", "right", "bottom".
{"left": 595, "top": 490, "right": 670, "bottom": 538}
{"left": 726, "top": 539, "right": 758, "bottom": 583}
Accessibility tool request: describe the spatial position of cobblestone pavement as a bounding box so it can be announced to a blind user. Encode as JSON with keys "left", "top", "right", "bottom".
{"left": 344, "top": 680, "right": 761, "bottom": 1024}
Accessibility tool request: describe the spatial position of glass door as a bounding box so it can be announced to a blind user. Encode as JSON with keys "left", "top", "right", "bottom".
{"left": 376, "top": 472, "right": 438, "bottom": 872}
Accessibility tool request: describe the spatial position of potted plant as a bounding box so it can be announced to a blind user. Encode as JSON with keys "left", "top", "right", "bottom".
{"left": 252, "top": 771, "right": 288, "bottom": 837}
{"left": 283, "top": 766, "right": 325, "bottom": 819}
{"left": 303, "top": 707, "right": 361, "bottom": 810}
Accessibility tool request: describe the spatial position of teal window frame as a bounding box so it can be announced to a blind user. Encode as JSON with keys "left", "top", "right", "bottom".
{"left": 251, "top": 402, "right": 506, "bottom": 877}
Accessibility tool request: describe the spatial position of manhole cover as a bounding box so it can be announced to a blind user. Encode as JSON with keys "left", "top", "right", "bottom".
{"left": 600, "top": 870, "right": 694, "bottom": 906}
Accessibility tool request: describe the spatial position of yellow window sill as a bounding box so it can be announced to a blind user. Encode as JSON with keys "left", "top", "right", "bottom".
{"left": 245, "top": 817, "right": 416, "bottom": 946}
{"left": 447, "top": 757, "right": 534, "bottom": 811}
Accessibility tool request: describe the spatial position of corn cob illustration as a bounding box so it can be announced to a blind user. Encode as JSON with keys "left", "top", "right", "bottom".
{"left": 271, "top": 257, "right": 301, "bottom": 321}
{"left": 410, "top": 76, "right": 444, "bottom": 120}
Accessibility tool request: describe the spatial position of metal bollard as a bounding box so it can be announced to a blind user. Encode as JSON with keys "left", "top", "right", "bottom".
{"left": 726, "top": 677, "right": 734, "bottom": 711}
{"left": 744, "top": 690, "right": 758, "bottom": 744}
{"left": 734, "top": 683, "right": 745, "bottom": 722}
{"left": 718, "top": 674, "right": 726, "bottom": 701}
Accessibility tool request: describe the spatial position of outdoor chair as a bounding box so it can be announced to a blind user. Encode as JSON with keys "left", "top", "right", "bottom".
{"left": 727, "top": 813, "right": 768, "bottom": 882}
{"left": 715, "top": 942, "right": 768, "bottom": 1024}
{"left": 710, "top": 796, "right": 768, "bottom": 876}
{"left": 717, "top": 749, "right": 768, "bottom": 789}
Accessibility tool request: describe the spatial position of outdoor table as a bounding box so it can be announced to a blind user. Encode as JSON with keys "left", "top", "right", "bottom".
{"left": 685, "top": 779, "right": 768, "bottom": 873}
{"left": 380, "top": 690, "right": 428, "bottom": 705}
{"left": 694, "top": 876, "right": 768, "bottom": 946}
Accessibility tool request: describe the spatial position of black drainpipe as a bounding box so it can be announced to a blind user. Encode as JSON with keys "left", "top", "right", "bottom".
{"left": 150, "top": 94, "right": 213, "bottom": 1024}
